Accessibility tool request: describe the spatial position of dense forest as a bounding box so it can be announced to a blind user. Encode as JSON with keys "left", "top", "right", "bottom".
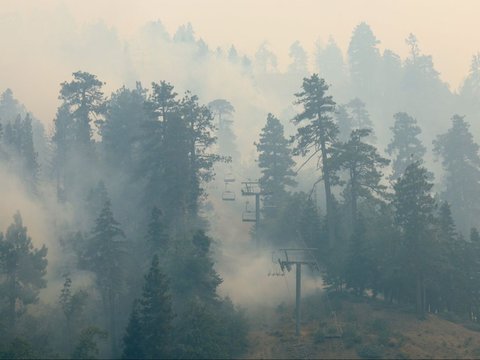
{"left": 1, "top": 19, "right": 480, "bottom": 359}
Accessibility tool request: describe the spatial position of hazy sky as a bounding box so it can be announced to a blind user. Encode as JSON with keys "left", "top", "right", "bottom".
{"left": 1, "top": 0, "right": 479, "bottom": 121}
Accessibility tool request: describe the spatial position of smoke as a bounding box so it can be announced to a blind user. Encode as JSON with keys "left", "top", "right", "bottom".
{"left": 208, "top": 185, "right": 323, "bottom": 306}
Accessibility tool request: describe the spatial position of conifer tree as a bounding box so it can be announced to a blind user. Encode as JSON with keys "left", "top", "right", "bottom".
{"left": 386, "top": 112, "right": 426, "bottom": 180}
{"left": 208, "top": 99, "right": 238, "bottom": 162}
{"left": 0, "top": 212, "right": 48, "bottom": 332}
{"left": 256, "top": 113, "right": 296, "bottom": 213}
{"left": 83, "top": 199, "right": 125, "bottom": 356}
{"left": 146, "top": 206, "right": 169, "bottom": 254}
{"left": 122, "top": 255, "right": 173, "bottom": 359}
{"left": 122, "top": 301, "right": 144, "bottom": 359}
{"left": 293, "top": 74, "right": 338, "bottom": 247}
{"left": 433, "top": 115, "right": 480, "bottom": 233}
{"left": 348, "top": 22, "right": 381, "bottom": 100}
{"left": 393, "top": 161, "right": 435, "bottom": 318}
{"left": 59, "top": 71, "right": 106, "bottom": 148}
{"left": 99, "top": 85, "right": 147, "bottom": 169}
{"left": 335, "top": 105, "right": 353, "bottom": 142}
{"left": 330, "top": 128, "right": 389, "bottom": 224}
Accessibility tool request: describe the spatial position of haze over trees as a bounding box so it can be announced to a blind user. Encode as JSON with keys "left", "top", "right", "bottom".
{"left": 0, "top": 16, "right": 480, "bottom": 359}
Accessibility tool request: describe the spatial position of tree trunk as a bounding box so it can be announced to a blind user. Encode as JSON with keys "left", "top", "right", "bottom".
{"left": 8, "top": 273, "right": 16, "bottom": 335}
{"left": 320, "top": 138, "right": 335, "bottom": 248}
{"left": 416, "top": 273, "right": 425, "bottom": 319}
{"left": 109, "top": 290, "right": 117, "bottom": 357}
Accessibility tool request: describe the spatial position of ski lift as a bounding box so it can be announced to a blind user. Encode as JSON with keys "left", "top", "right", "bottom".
{"left": 242, "top": 201, "right": 256, "bottom": 222}
{"left": 224, "top": 171, "right": 236, "bottom": 183}
{"left": 222, "top": 182, "right": 236, "bottom": 201}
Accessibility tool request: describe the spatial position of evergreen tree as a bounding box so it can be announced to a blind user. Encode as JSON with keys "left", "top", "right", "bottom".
{"left": 393, "top": 161, "right": 435, "bottom": 318}
{"left": 433, "top": 115, "right": 480, "bottom": 233}
{"left": 345, "top": 215, "right": 373, "bottom": 295}
{"left": 460, "top": 53, "right": 480, "bottom": 112}
{"left": 59, "top": 71, "right": 106, "bottom": 148}
{"left": 335, "top": 105, "right": 353, "bottom": 142}
{"left": 315, "top": 36, "right": 346, "bottom": 86}
{"left": 348, "top": 22, "right": 381, "bottom": 100}
{"left": 2, "top": 114, "right": 39, "bottom": 193}
{"left": 208, "top": 99, "right": 238, "bottom": 162}
{"left": 72, "top": 327, "right": 107, "bottom": 360}
{"left": 99, "top": 84, "right": 147, "bottom": 169}
{"left": 330, "top": 128, "right": 389, "bottom": 225}
{"left": 83, "top": 199, "right": 125, "bottom": 356}
{"left": 146, "top": 206, "right": 169, "bottom": 254}
{"left": 0, "top": 88, "right": 25, "bottom": 122}
{"left": 170, "top": 230, "right": 222, "bottom": 304}
{"left": 59, "top": 276, "right": 88, "bottom": 355}
{"left": 139, "top": 255, "right": 173, "bottom": 359}
{"left": 256, "top": 113, "right": 296, "bottom": 214}
{"left": 288, "top": 41, "right": 308, "bottom": 75}
{"left": 122, "top": 255, "right": 173, "bottom": 359}
{"left": 293, "top": 74, "right": 338, "bottom": 247}
{"left": 386, "top": 112, "right": 426, "bottom": 180}
{"left": 0, "top": 212, "right": 48, "bottom": 332}
{"left": 180, "top": 91, "right": 219, "bottom": 219}
{"left": 122, "top": 301, "right": 144, "bottom": 359}
{"left": 346, "top": 98, "right": 373, "bottom": 131}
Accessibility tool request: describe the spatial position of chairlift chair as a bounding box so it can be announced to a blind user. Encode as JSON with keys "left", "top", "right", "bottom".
{"left": 242, "top": 201, "right": 256, "bottom": 222}
{"left": 222, "top": 190, "right": 236, "bottom": 201}
{"left": 222, "top": 183, "right": 236, "bottom": 201}
{"left": 224, "top": 172, "right": 236, "bottom": 183}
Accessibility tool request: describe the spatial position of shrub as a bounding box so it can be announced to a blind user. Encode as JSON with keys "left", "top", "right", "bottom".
{"left": 357, "top": 344, "right": 384, "bottom": 359}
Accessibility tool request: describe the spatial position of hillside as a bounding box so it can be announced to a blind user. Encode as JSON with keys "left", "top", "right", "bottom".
{"left": 244, "top": 292, "right": 480, "bottom": 359}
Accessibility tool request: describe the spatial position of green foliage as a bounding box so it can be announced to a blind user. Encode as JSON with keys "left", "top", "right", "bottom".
{"left": 59, "top": 71, "right": 106, "bottom": 147}
{"left": 72, "top": 327, "right": 107, "bottom": 360}
{"left": 386, "top": 112, "right": 426, "bottom": 180}
{"left": 357, "top": 344, "right": 385, "bottom": 359}
{"left": 293, "top": 73, "right": 338, "bottom": 246}
{"left": 433, "top": 115, "right": 480, "bottom": 233}
{"left": 122, "top": 255, "right": 173, "bottom": 359}
{"left": 342, "top": 326, "right": 362, "bottom": 348}
{"left": 0, "top": 212, "right": 48, "bottom": 330}
{"left": 175, "top": 298, "right": 249, "bottom": 359}
{"left": 0, "top": 337, "right": 36, "bottom": 359}
{"left": 256, "top": 113, "right": 296, "bottom": 208}
{"left": 208, "top": 99, "right": 238, "bottom": 161}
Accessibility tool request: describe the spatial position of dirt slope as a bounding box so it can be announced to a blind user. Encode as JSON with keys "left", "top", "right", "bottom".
{"left": 244, "top": 294, "right": 480, "bottom": 359}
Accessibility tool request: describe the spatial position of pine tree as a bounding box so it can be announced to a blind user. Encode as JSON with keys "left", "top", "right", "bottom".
{"left": 330, "top": 128, "right": 389, "bottom": 225}
{"left": 208, "top": 99, "right": 238, "bottom": 162}
{"left": 59, "top": 71, "right": 106, "bottom": 148}
{"left": 386, "top": 112, "right": 426, "bottom": 180}
{"left": 0, "top": 212, "right": 48, "bottom": 332}
{"left": 293, "top": 74, "right": 338, "bottom": 247}
{"left": 345, "top": 215, "right": 373, "bottom": 295}
{"left": 146, "top": 206, "right": 169, "bottom": 254}
{"left": 348, "top": 22, "right": 381, "bottom": 100}
{"left": 122, "top": 255, "right": 173, "bottom": 359}
{"left": 335, "top": 105, "right": 353, "bottom": 142}
{"left": 288, "top": 41, "right": 308, "bottom": 75}
{"left": 140, "top": 255, "right": 173, "bottom": 358}
{"left": 2, "top": 114, "right": 39, "bottom": 193}
{"left": 256, "top": 113, "right": 296, "bottom": 214}
{"left": 59, "top": 276, "right": 88, "bottom": 355}
{"left": 393, "top": 161, "right": 435, "bottom": 318}
{"left": 346, "top": 98, "right": 373, "bottom": 132}
{"left": 433, "top": 115, "right": 480, "bottom": 234}
{"left": 122, "top": 301, "right": 144, "bottom": 359}
{"left": 180, "top": 91, "right": 220, "bottom": 219}
{"left": 99, "top": 85, "right": 147, "bottom": 169}
{"left": 83, "top": 199, "right": 125, "bottom": 356}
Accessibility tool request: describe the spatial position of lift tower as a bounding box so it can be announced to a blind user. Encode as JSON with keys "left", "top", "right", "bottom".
{"left": 275, "top": 248, "right": 319, "bottom": 336}
{"left": 241, "top": 181, "right": 270, "bottom": 249}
